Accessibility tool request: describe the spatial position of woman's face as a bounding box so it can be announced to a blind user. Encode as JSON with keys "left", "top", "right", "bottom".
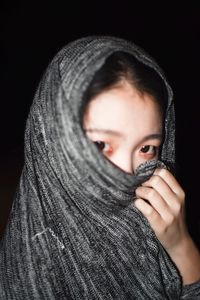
{"left": 83, "top": 81, "right": 163, "bottom": 174}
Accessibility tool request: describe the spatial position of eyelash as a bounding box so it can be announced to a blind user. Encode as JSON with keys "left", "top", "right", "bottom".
{"left": 93, "top": 141, "right": 159, "bottom": 157}
{"left": 94, "top": 141, "right": 112, "bottom": 154}
{"left": 139, "top": 145, "right": 158, "bottom": 156}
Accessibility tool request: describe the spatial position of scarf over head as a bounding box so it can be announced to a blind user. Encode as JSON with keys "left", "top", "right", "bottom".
{"left": 1, "top": 36, "right": 187, "bottom": 299}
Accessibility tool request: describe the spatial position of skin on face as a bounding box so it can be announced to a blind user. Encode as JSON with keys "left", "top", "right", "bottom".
{"left": 83, "top": 81, "right": 163, "bottom": 174}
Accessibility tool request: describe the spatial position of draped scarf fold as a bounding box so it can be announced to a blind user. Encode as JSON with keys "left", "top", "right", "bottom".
{"left": 0, "top": 36, "right": 182, "bottom": 299}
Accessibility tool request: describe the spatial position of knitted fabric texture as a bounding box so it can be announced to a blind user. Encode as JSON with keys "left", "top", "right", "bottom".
{"left": 1, "top": 36, "right": 200, "bottom": 299}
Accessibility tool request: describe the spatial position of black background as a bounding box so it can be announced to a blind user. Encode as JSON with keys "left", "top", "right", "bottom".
{"left": 1, "top": 2, "right": 200, "bottom": 247}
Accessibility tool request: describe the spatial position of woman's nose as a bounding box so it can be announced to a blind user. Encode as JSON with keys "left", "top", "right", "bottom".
{"left": 113, "top": 153, "right": 134, "bottom": 174}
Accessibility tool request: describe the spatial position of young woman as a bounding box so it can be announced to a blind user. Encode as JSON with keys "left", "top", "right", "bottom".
{"left": 0, "top": 36, "right": 199, "bottom": 299}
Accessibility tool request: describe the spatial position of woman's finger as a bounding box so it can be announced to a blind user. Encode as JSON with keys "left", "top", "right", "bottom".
{"left": 134, "top": 198, "right": 163, "bottom": 231}
{"left": 153, "top": 168, "right": 185, "bottom": 200}
{"left": 142, "top": 174, "right": 179, "bottom": 208}
{"left": 135, "top": 186, "right": 176, "bottom": 222}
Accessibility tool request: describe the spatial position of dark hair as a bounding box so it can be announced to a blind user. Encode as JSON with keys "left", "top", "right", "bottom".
{"left": 83, "top": 51, "right": 168, "bottom": 117}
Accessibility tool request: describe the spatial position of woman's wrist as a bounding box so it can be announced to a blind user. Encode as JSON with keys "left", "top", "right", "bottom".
{"left": 167, "top": 235, "right": 200, "bottom": 285}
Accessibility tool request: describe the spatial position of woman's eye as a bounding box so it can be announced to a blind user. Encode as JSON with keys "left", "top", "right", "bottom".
{"left": 93, "top": 141, "right": 112, "bottom": 154}
{"left": 140, "top": 145, "right": 157, "bottom": 155}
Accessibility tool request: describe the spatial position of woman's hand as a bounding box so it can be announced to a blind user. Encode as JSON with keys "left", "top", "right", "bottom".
{"left": 134, "top": 168, "right": 200, "bottom": 284}
{"left": 134, "top": 167, "right": 187, "bottom": 250}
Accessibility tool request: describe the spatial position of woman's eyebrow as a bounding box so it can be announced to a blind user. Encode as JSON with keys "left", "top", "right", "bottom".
{"left": 85, "top": 128, "right": 163, "bottom": 141}
{"left": 140, "top": 133, "right": 163, "bottom": 143}
{"left": 85, "top": 128, "right": 123, "bottom": 137}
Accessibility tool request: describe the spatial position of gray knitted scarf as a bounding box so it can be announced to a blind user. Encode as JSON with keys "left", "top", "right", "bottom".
{"left": 0, "top": 36, "right": 184, "bottom": 299}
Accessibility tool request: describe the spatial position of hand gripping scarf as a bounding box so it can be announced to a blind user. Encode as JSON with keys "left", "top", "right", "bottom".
{"left": 1, "top": 36, "right": 199, "bottom": 299}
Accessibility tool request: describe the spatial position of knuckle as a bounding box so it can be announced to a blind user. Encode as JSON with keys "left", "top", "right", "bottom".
{"left": 151, "top": 175, "right": 160, "bottom": 186}
{"left": 145, "top": 205, "right": 153, "bottom": 216}
{"left": 135, "top": 187, "right": 140, "bottom": 195}
{"left": 166, "top": 214, "right": 175, "bottom": 225}
{"left": 155, "top": 167, "right": 167, "bottom": 177}
{"left": 174, "top": 202, "right": 182, "bottom": 214}
{"left": 147, "top": 188, "right": 156, "bottom": 199}
{"left": 162, "top": 212, "right": 174, "bottom": 227}
{"left": 179, "top": 189, "right": 185, "bottom": 201}
{"left": 159, "top": 168, "right": 167, "bottom": 176}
